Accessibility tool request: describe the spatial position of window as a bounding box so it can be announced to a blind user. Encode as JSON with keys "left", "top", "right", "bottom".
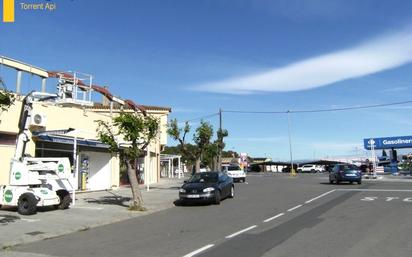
{"left": 0, "top": 133, "right": 16, "bottom": 145}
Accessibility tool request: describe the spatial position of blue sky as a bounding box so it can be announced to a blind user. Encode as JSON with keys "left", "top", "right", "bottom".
{"left": 2, "top": 0, "right": 412, "bottom": 160}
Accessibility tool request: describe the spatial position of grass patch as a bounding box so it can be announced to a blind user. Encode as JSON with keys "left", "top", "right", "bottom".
{"left": 128, "top": 205, "right": 147, "bottom": 212}
{"left": 2, "top": 245, "right": 12, "bottom": 250}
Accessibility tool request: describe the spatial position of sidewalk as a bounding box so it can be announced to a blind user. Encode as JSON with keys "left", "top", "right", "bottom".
{"left": 363, "top": 173, "right": 412, "bottom": 182}
{"left": 0, "top": 177, "right": 185, "bottom": 249}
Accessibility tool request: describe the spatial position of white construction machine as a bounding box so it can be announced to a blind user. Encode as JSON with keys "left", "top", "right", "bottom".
{"left": 0, "top": 91, "right": 73, "bottom": 215}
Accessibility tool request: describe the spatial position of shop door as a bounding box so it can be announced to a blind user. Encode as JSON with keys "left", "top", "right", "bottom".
{"left": 82, "top": 151, "right": 112, "bottom": 191}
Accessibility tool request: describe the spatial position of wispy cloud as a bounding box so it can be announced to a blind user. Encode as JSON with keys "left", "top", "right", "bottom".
{"left": 193, "top": 27, "right": 412, "bottom": 94}
{"left": 380, "top": 86, "right": 410, "bottom": 93}
{"left": 172, "top": 107, "right": 200, "bottom": 113}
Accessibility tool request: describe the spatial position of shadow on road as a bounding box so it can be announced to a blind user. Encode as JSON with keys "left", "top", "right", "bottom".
{"left": 0, "top": 214, "right": 20, "bottom": 225}
{"left": 173, "top": 199, "right": 214, "bottom": 207}
{"left": 84, "top": 196, "right": 131, "bottom": 208}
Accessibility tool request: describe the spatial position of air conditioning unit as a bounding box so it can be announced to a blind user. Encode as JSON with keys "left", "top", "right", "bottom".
{"left": 30, "top": 112, "right": 47, "bottom": 127}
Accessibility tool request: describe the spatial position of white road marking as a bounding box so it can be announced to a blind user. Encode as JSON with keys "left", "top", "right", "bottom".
{"left": 225, "top": 225, "right": 257, "bottom": 239}
{"left": 305, "top": 189, "right": 336, "bottom": 204}
{"left": 287, "top": 204, "right": 303, "bottom": 212}
{"left": 21, "top": 218, "right": 40, "bottom": 223}
{"left": 183, "top": 244, "right": 215, "bottom": 257}
{"left": 337, "top": 189, "right": 412, "bottom": 192}
{"left": 263, "top": 213, "right": 285, "bottom": 223}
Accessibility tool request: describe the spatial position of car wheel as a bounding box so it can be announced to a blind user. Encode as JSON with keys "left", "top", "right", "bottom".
{"left": 214, "top": 190, "right": 221, "bottom": 205}
{"left": 336, "top": 179, "right": 340, "bottom": 185}
{"left": 17, "top": 193, "right": 38, "bottom": 215}
{"left": 55, "top": 191, "right": 71, "bottom": 210}
{"left": 329, "top": 179, "right": 333, "bottom": 184}
{"left": 228, "top": 186, "right": 234, "bottom": 198}
{"left": 358, "top": 180, "right": 362, "bottom": 185}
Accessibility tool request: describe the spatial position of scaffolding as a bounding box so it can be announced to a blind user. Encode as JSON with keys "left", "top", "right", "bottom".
{"left": 52, "top": 71, "right": 94, "bottom": 107}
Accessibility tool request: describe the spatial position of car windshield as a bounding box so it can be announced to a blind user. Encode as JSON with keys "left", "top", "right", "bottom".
{"left": 227, "top": 166, "right": 241, "bottom": 171}
{"left": 188, "top": 173, "right": 218, "bottom": 183}
{"left": 341, "top": 165, "right": 359, "bottom": 171}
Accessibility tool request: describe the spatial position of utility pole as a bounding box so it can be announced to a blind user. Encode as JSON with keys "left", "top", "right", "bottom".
{"left": 218, "top": 108, "right": 222, "bottom": 171}
{"left": 287, "top": 110, "right": 296, "bottom": 177}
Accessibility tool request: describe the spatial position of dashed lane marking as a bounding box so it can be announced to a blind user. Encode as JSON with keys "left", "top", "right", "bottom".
{"left": 305, "top": 189, "right": 336, "bottom": 204}
{"left": 183, "top": 244, "right": 215, "bottom": 257}
{"left": 263, "top": 213, "right": 285, "bottom": 223}
{"left": 287, "top": 204, "right": 303, "bottom": 212}
{"left": 225, "top": 225, "right": 258, "bottom": 239}
{"left": 183, "top": 189, "right": 347, "bottom": 256}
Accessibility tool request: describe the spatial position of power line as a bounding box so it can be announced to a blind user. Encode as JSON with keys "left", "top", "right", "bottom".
{"left": 224, "top": 110, "right": 285, "bottom": 114}
{"left": 184, "top": 112, "right": 219, "bottom": 123}
{"left": 223, "top": 100, "right": 412, "bottom": 114}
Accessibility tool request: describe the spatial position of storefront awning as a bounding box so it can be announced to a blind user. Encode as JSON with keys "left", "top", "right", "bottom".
{"left": 33, "top": 134, "right": 109, "bottom": 149}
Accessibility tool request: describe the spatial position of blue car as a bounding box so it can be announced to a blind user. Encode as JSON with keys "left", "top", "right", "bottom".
{"left": 329, "top": 164, "right": 362, "bottom": 184}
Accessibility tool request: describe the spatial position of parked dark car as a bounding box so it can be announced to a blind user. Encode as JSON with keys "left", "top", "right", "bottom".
{"left": 329, "top": 164, "right": 362, "bottom": 184}
{"left": 179, "top": 171, "right": 234, "bottom": 205}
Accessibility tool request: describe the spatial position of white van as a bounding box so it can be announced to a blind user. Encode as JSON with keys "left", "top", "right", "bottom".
{"left": 224, "top": 165, "right": 246, "bottom": 183}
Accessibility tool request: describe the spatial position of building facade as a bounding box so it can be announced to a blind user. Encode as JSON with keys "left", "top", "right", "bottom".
{"left": 0, "top": 96, "right": 170, "bottom": 191}
{"left": 0, "top": 56, "right": 171, "bottom": 191}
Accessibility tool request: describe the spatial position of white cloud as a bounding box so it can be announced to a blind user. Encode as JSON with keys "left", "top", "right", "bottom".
{"left": 172, "top": 107, "right": 200, "bottom": 113}
{"left": 380, "top": 86, "right": 410, "bottom": 93}
{"left": 193, "top": 28, "right": 412, "bottom": 94}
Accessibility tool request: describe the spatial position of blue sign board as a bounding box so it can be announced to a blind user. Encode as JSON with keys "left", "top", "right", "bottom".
{"left": 364, "top": 136, "right": 412, "bottom": 150}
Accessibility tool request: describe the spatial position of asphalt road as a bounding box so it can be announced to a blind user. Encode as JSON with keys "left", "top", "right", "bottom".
{"left": 6, "top": 173, "right": 412, "bottom": 257}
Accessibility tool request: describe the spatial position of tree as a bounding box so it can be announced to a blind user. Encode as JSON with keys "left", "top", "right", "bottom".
{"left": 222, "top": 150, "right": 239, "bottom": 158}
{"left": 0, "top": 77, "right": 15, "bottom": 114}
{"left": 193, "top": 120, "right": 213, "bottom": 171}
{"left": 96, "top": 112, "right": 159, "bottom": 211}
{"left": 202, "top": 128, "right": 228, "bottom": 170}
{"left": 162, "top": 145, "right": 197, "bottom": 168}
{"left": 167, "top": 119, "right": 197, "bottom": 172}
{"left": 216, "top": 128, "right": 228, "bottom": 170}
{"left": 167, "top": 119, "right": 214, "bottom": 173}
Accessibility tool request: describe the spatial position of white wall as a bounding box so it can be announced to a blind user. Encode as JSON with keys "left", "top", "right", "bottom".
{"left": 82, "top": 151, "right": 112, "bottom": 191}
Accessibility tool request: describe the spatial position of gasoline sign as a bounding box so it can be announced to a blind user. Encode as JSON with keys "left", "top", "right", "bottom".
{"left": 364, "top": 136, "right": 412, "bottom": 150}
